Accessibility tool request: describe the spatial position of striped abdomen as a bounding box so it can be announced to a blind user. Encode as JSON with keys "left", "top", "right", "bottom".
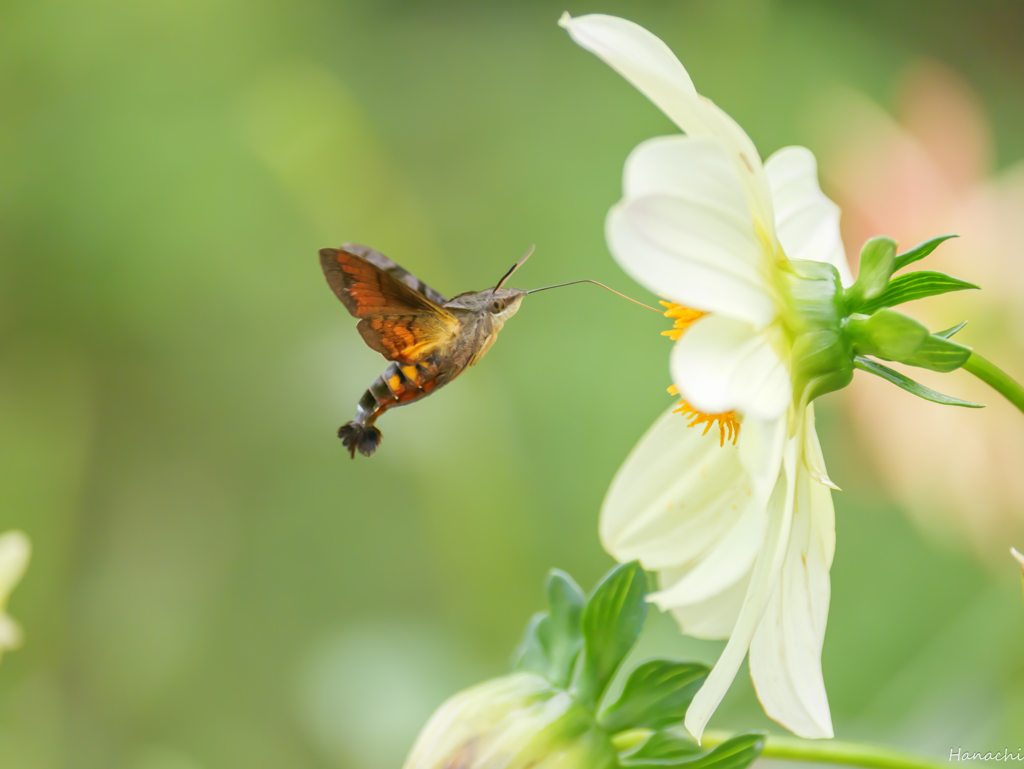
{"left": 353, "top": 360, "right": 442, "bottom": 427}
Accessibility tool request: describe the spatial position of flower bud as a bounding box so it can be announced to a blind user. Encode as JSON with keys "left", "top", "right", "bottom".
{"left": 402, "top": 673, "right": 616, "bottom": 769}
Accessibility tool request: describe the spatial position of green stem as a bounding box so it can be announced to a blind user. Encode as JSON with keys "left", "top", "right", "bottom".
{"left": 962, "top": 351, "right": 1024, "bottom": 415}
{"left": 701, "top": 730, "right": 946, "bottom": 769}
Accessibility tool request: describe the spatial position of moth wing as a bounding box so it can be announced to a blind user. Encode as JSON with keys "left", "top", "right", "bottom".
{"left": 339, "top": 242, "right": 449, "bottom": 305}
{"left": 320, "top": 247, "right": 460, "bottom": 365}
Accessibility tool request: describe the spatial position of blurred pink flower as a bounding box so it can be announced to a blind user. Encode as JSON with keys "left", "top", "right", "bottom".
{"left": 820, "top": 61, "right": 1024, "bottom": 560}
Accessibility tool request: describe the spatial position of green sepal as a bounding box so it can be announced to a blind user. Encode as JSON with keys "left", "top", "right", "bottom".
{"left": 599, "top": 660, "right": 709, "bottom": 732}
{"left": 893, "top": 233, "right": 959, "bottom": 272}
{"left": 512, "top": 569, "right": 586, "bottom": 688}
{"left": 782, "top": 259, "right": 854, "bottom": 404}
{"left": 902, "top": 332, "right": 972, "bottom": 372}
{"left": 846, "top": 236, "right": 896, "bottom": 308}
{"left": 854, "top": 357, "right": 984, "bottom": 408}
{"left": 846, "top": 309, "right": 971, "bottom": 372}
{"left": 619, "top": 732, "right": 765, "bottom": 769}
{"left": 573, "top": 561, "right": 647, "bottom": 707}
{"left": 846, "top": 309, "right": 927, "bottom": 360}
{"left": 935, "top": 320, "right": 968, "bottom": 339}
{"left": 859, "top": 270, "right": 978, "bottom": 314}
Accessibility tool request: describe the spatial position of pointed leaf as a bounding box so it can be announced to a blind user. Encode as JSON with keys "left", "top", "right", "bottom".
{"left": 619, "top": 731, "right": 703, "bottom": 764}
{"left": 574, "top": 561, "right": 648, "bottom": 706}
{"left": 854, "top": 357, "right": 984, "bottom": 407}
{"left": 599, "top": 660, "right": 708, "bottom": 732}
{"left": 893, "top": 233, "right": 959, "bottom": 272}
{"left": 860, "top": 270, "right": 978, "bottom": 314}
{"left": 513, "top": 612, "right": 549, "bottom": 673}
{"left": 512, "top": 570, "right": 586, "bottom": 687}
{"left": 935, "top": 321, "right": 968, "bottom": 339}
{"left": 621, "top": 732, "right": 765, "bottom": 769}
{"left": 847, "top": 236, "right": 896, "bottom": 308}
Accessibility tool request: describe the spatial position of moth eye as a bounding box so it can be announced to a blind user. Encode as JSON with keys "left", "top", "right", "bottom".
{"left": 490, "top": 299, "right": 505, "bottom": 314}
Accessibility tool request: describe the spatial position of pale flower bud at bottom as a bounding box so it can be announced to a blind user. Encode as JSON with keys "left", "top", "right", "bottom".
{"left": 402, "top": 673, "right": 617, "bottom": 769}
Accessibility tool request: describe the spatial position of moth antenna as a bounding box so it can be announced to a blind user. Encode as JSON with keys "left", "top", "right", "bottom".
{"left": 527, "top": 279, "right": 662, "bottom": 313}
{"left": 493, "top": 244, "right": 536, "bottom": 294}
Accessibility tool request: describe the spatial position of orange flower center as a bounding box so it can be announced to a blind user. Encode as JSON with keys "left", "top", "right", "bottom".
{"left": 661, "top": 302, "right": 739, "bottom": 446}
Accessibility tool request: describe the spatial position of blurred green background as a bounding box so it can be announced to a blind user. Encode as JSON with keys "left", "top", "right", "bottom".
{"left": 2, "top": 1, "right": 1023, "bottom": 767}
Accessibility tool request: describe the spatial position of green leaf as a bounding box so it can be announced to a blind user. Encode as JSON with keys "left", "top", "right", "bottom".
{"left": 854, "top": 357, "right": 984, "bottom": 408}
{"left": 621, "top": 732, "right": 766, "bottom": 769}
{"left": 860, "top": 270, "right": 978, "bottom": 314}
{"left": 619, "top": 731, "right": 703, "bottom": 764}
{"left": 512, "top": 570, "right": 586, "bottom": 687}
{"left": 846, "top": 236, "right": 896, "bottom": 308}
{"left": 573, "top": 561, "right": 648, "bottom": 706}
{"left": 599, "top": 660, "right": 708, "bottom": 732}
{"left": 901, "top": 332, "right": 972, "bottom": 372}
{"left": 513, "top": 612, "right": 547, "bottom": 673}
{"left": 893, "top": 233, "right": 959, "bottom": 272}
{"left": 935, "top": 320, "right": 968, "bottom": 339}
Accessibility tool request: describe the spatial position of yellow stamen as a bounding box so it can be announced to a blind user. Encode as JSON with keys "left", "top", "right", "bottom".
{"left": 660, "top": 301, "right": 706, "bottom": 341}
{"left": 666, "top": 387, "right": 740, "bottom": 447}
{"left": 662, "top": 303, "right": 739, "bottom": 446}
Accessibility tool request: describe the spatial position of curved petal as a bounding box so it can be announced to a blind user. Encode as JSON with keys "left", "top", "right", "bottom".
{"left": 601, "top": 406, "right": 753, "bottom": 571}
{"left": 802, "top": 404, "right": 839, "bottom": 492}
{"left": 685, "top": 432, "right": 800, "bottom": 743}
{"left": 607, "top": 195, "right": 776, "bottom": 328}
{"left": 671, "top": 315, "right": 791, "bottom": 420}
{"left": 765, "top": 146, "right": 853, "bottom": 287}
{"left": 648, "top": 494, "right": 766, "bottom": 609}
{"left": 623, "top": 136, "right": 751, "bottom": 210}
{"left": 663, "top": 568, "right": 752, "bottom": 640}
{"left": 0, "top": 531, "right": 30, "bottom": 607}
{"left": 738, "top": 415, "right": 788, "bottom": 500}
{"left": 748, "top": 460, "right": 835, "bottom": 739}
{"left": 559, "top": 12, "right": 774, "bottom": 230}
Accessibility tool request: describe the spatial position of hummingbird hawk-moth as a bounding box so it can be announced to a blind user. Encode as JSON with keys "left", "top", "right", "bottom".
{"left": 321, "top": 243, "right": 656, "bottom": 458}
{"left": 320, "top": 243, "right": 536, "bottom": 458}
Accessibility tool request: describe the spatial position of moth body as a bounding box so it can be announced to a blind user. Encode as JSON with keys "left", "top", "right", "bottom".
{"left": 321, "top": 244, "right": 527, "bottom": 458}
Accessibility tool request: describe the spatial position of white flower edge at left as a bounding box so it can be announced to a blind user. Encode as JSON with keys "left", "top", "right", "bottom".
{"left": 0, "top": 530, "right": 31, "bottom": 658}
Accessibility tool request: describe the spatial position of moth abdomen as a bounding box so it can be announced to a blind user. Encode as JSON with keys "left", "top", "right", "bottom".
{"left": 341, "top": 360, "right": 445, "bottom": 458}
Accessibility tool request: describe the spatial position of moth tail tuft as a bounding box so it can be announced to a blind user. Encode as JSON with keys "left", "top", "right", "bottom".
{"left": 338, "top": 422, "right": 382, "bottom": 458}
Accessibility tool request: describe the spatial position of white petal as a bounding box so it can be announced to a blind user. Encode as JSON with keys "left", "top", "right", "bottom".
{"left": 601, "top": 406, "right": 752, "bottom": 571}
{"left": 663, "top": 569, "right": 752, "bottom": 640}
{"left": 559, "top": 13, "right": 774, "bottom": 230}
{"left": 671, "top": 315, "right": 791, "bottom": 420}
{"left": 802, "top": 404, "right": 839, "bottom": 491}
{"left": 685, "top": 432, "right": 800, "bottom": 742}
{"left": 648, "top": 494, "right": 766, "bottom": 608}
{"left": 607, "top": 196, "right": 776, "bottom": 328}
{"left": 765, "top": 146, "right": 853, "bottom": 287}
{"left": 738, "top": 415, "right": 788, "bottom": 500}
{"left": 623, "top": 135, "right": 752, "bottom": 208}
{"left": 0, "top": 531, "right": 30, "bottom": 607}
{"left": 749, "top": 461, "right": 835, "bottom": 738}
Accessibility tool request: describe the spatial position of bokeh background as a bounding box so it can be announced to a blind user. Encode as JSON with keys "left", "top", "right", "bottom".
{"left": 2, "top": 1, "right": 1023, "bottom": 767}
